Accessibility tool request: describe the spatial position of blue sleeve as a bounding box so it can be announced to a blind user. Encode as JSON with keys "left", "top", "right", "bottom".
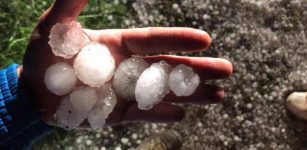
{"left": 0, "top": 64, "right": 53, "bottom": 150}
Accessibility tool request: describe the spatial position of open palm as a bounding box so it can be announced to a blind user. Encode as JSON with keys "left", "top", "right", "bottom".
{"left": 22, "top": 0, "right": 233, "bottom": 127}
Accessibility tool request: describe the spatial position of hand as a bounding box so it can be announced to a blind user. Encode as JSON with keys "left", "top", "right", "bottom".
{"left": 22, "top": 0, "right": 233, "bottom": 127}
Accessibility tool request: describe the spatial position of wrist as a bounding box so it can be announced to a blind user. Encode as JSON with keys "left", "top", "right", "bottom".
{"left": 0, "top": 64, "right": 53, "bottom": 149}
{"left": 17, "top": 66, "right": 23, "bottom": 79}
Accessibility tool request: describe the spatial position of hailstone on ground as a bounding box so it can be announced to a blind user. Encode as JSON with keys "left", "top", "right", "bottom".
{"left": 169, "top": 64, "right": 200, "bottom": 96}
{"left": 286, "top": 92, "right": 307, "bottom": 120}
{"left": 112, "top": 57, "right": 149, "bottom": 100}
{"left": 44, "top": 62, "right": 77, "bottom": 96}
{"left": 135, "top": 61, "right": 172, "bottom": 110}
{"left": 48, "top": 21, "right": 90, "bottom": 59}
{"left": 88, "top": 84, "right": 117, "bottom": 129}
{"left": 74, "top": 43, "right": 115, "bottom": 87}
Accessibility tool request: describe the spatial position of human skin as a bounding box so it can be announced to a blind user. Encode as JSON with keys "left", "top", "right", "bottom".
{"left": 21, "top": 0, "right": 233, "bottom": 127}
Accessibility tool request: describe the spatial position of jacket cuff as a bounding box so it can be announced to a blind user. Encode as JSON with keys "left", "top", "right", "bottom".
{"left": 0, "top": 64, "right": 53, "bottom": 150}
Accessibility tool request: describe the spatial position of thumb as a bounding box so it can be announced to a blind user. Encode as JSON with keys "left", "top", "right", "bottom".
{"left": 37, "top": 0, "right": 88, "bottom": 34}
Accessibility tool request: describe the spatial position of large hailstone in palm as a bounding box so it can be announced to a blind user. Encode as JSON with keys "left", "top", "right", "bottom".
{"left": 44, "top": 62, "right": 77, "bottom": 96}
{"left": 88, "top": 84, "right": 117, "bottom": 129}
{"left": 286, "top": 92, "right": 307, "bottom": 120}
{"left": 55, "top": 96, "right": 83, "bottom": 130}
{"left": 74, "top": 43, "right": 115, "bottom": 87}
{"left": 135, "top": 61, "right": 172, "bottom": 110}
{"left": 169, "top": 64, "right": 200, "bottom": 96}
{"left": 48, "top": 21, "right": 90, "bottom": 59}
{"left": 55, "top": 86, "right": 97, "bottom": 130}
{"left": 112, "top": 57, "right": 149, "bottom": 100}
{"left": 69, "top": 86, "right": 98, "bottom": 114}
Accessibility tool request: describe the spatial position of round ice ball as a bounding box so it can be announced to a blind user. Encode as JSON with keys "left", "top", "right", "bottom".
{"left": 286, "top": 92, "right": 307, "bottom": 120}
{"left": 74, "top": 43, "right": 115, "bottom": 87}
{"left": 112, "top": 57, "right": 149, "bottom": 100}
{"left": 55, "top": 96, "right": 85, "bottom": 130}
{"left": 169, "top": 64, "right": 200, "bottom": 96}
{"left": 95, "top": 84, "right": 117, "bottom": 116}
{"left": 69, "top": 86, "right": 98, "bottom": 113}
{"left": 135, "top": 61, "right": 172, "bottom": 110}
{"left": 44, "top": 62, "right": 77, "bottom": 96}
{"left": 88, "top": 84, "right": 117, "bottom": 129}
{"left": 48, "top": 21, "right": 90, "bottom": 59}
{"left": 55, "top": 86, "right": 97, "bottom": 130}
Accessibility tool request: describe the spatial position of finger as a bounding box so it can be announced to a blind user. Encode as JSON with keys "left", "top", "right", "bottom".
{"left": 121, "top": 103, "right": 185, "bottom": 123}
{"left": 121, "top": 27, "right": 211, "bottom": 54}
{"left": 37, "top": 0, "right": 88, "bottom": 33}
{"left": 144, "top": 55, "right": 233, "bottom": 80}
{"left": 164, "top": 84, "right": 224, "bottom": 104}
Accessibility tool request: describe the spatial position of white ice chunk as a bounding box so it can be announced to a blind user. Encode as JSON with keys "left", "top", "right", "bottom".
{"left": 44, "top": 62, "right": 77, "bottom": 96}
{"left": 135, "top": 61, "right": 172, "bottom": 110}
{"left": 286, "top": 92, "right": 307, "bottom": 120}
{"left": 48, "top": 21, "right": 90, "bottom": 59}
{"left": 55, "top": 96, "right": 85, "bottom": 130}
{"left": 55, "top": 86, "right": 97, "bottom": 130}
{"left": 96, "top": 84, "right": 117, "bottom": 116}
{"left": 74, "top": 43, "right": 115, "bottom": 87}
{"left": 112, "top": 57, "right": 149, "bottom": 100}
{"left": 88, "top": 84, "right": 117, "bottom": 129}
{"left": 169, "top": 64, "right": 200, "bottom": 96}
{"left": 69, "top": 86, "right": 98, "bottom": 113}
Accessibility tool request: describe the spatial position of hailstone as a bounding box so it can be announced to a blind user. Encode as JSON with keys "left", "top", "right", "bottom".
{"left": 44, "top": 62, "right": 77, "bottom": 96}
{"left": 74, "top": 43, "right": 115, "bottom": 87}
{"left": 88, "top": 84, "right": 117, "bottom": 129}
{"left": 112, "top": 57, "right": 149, "bottom": 100}
{"left": 169, "top": 64, "right": 200, "bottom": 96}
{"left": 55, "top": 96, "right": 86, "bottom": 130}
{"left": 135, "top": 61, "right": 172, "bottom": 110}
{"left": 48, "top": 21, "right": 90, "bottom": 59}
{"left": 69, "top": 86, "right": 98, "bottom": 114}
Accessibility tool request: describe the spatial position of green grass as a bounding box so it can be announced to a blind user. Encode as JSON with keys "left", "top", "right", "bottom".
{"left": 0, "top": 0, "right": 132, "bottom": 68}
{"left": 0, "top": 0, "right": 52, "bottom": 68}
{"left": 0, "top": 0, "right": 135, "bottom": 148}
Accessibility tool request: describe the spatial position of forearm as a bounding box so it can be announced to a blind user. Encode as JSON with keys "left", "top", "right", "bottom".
{"left": 0, "top": 64, "right": 53, "bottom": 150}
